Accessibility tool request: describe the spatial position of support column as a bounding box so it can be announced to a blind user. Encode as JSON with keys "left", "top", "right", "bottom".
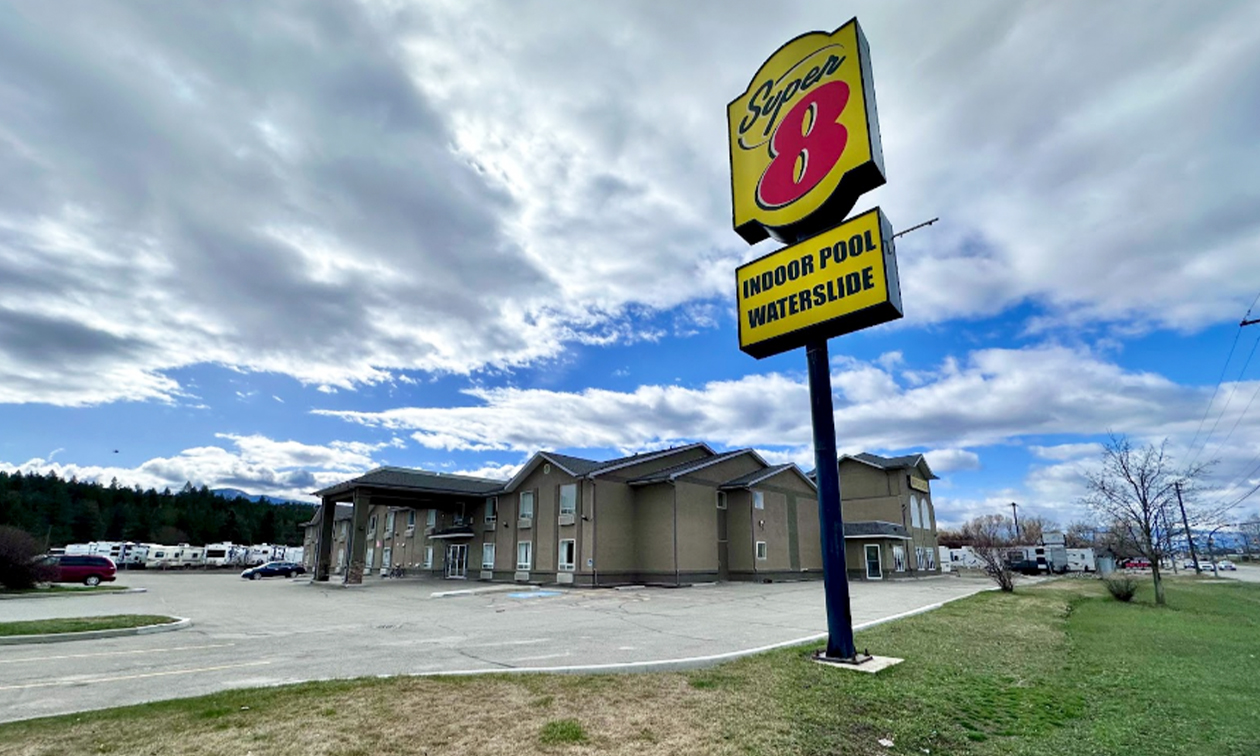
{"left": 807, "top": 338, "right": 860, "bottom": 662}
{"left": 345, "top": 489, "right": 371, "bottom": 585}
{"left": 314, "top": 497, "right": 336, "bottom": 582}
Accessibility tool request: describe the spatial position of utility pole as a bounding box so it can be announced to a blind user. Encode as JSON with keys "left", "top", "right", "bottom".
{"left": 1010, "top": 502, "right": 1020, "bottom": 541}
{"left": 1176, "top": 481, "right": 1201, "bottom": 574}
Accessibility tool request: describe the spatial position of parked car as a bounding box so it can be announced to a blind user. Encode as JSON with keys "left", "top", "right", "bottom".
{"left": 240, "top": 561, "right": 305, "bottom": 580}
{"left": 1216, "top": 560, "right": 1237, "bottom": 571}
{"left": 42, "top": 554, "right": 118, "bottom": 586}
{"left": 1122, "top": 558, "right": 1151, "bottom": 569}
{"left": 1007, "top": 559, "right": 1043, "bottom": 576}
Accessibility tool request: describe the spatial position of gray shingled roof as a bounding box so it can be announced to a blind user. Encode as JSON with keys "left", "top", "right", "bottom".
{"left": 845, "top": 452, "right": 939, "bottom": 480}
{"left": 313, "top": 467, "right": 503, "bottom": 497}
{"left": 719, "top": 464, "right": 812, "bottom": 490}
{"left": 543, "top": 452, "right": 605, "bottom": 477}
{"left": 843, "top": 521, "right": 911, "bottom": 539}
{"left": 627, "top": 450, "right": 749, "bottom": 485}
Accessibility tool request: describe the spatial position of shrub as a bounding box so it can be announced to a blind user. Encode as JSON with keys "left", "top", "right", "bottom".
{"left": 1104, "top": 576, "right": 1138, "bottom": 602}
{"left": 0, "top": 525, "right": 56, "bottom": 590}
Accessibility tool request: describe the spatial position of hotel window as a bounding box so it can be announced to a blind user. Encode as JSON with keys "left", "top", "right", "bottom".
{"left": 384, "top": 511, "right": 395, "bottom": 534}
{"left": 482, "top": 543, "right": 496, "bottom": 570}
{"left": 920, "top": 499, "right": 932, "bottom": 530}
{"left": 893, "top": 546, "right": 907, "bottom": 572}
{"left": 559, "top": 484, "right": 577, "bottom": 517}
{"left": 754, "top": 491, "right": 765, "bottom": 510}
{"left": 517, "top": 541, "right": 533, "bottom": 570}
{"left": 426, "top": 509, "right": 436, "bottom": 528}
{"left": 486, "top": 497, "right": 498, "bottom": 523}
{"left": 406, "top": 510, "right": 416, "bottom": 528}
{"left": 558, "top": 539, "right": 576, "bottom": 571}
{"left": 910, "top": 496, "right": 921, "bottom": 527}
{"left": 716, "top": 491, "right": 728, "bottom": 510}
{"left": 755, "top": 541, "right": 768, "bottom": 560}
{"left": 367, "top": 514, "right": 377, "bottom": 537}
{"left": 423, "top": 546, "right": 433, "bottom": 569}
{"left": 519, "top": 490, "right": 535, "bottom": 519}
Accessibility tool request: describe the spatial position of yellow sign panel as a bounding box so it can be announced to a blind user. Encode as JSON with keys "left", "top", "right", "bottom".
{"left": 736, "top": 208, "right": 901, "bottom": 358}
{"left": 728, "top": 18, "right": 885, "bottom": 245}
{"left": 908, "top": 476, "right": 931, "bottom": 493}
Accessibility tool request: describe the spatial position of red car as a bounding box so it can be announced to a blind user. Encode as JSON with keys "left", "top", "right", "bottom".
{"left": 51, "top": 555, "right": 118, "bottom": 586}
{"left": 1122, "top": 558, "right": 1152, "bottom": 570}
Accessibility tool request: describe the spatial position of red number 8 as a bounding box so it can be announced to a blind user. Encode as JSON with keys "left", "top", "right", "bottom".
{"left": 756, "top": 80, "right": 850, "bottom": 209}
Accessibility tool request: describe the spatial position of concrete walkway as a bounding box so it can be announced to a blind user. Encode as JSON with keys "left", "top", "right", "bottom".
{"left": 0, "top": 572, "right": 992, "bottom": 723}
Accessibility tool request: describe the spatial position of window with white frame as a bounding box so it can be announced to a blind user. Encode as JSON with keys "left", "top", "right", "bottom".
{"left": 559, "top": 484, "right": 577, "bottom": 517}
{"left": 423, "top": 546, "right": 433, "bottom": 569}
{"left": 558, "top": 539, "right": 576, "bottom": 571}
{"left": 482, "top": 543, "right": 495, "bottom": 569}
{"left": 893, "top": 545, "right": 907, "bottom": 572}
{"left": 753, "top": 491, "right": 765, "bottom": 510}
{"left": 486, "top": 497, "right": 498, "bottom": 523}
{"left": 517, "top": 541, "right": 532, "bottom": 570}
{"left": 716, "top": 491, "right": 728, "bottom": 509}
{"left": 385, "top": 511, "right": 395, "bottom": 534}
{"left": 755, "top": 541, "right": 768, "bottom": 560}
{"left": 910, "top": 496, "right": 921, "bottom": 527}
{"left": 381, "top": 546, "right": 392, "bottom": 570}
{"left": 426, "top": 509, "right": 436, "bottom": 528}
{"left": 519, "top": 490, "right": 535, "bottom": 519}
{"left": 406, "top": 510, "right": 416, "bottom": 529}
{"left": 920, "top": 499, "right": 932, "bottom": 530}
{"left": 367, "top": 514, "right": 377, "bottom": 537}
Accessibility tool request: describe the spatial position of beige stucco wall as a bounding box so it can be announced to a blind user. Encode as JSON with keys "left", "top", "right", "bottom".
{"left": 633, "top": 484, "right": 676, "bottom": 575}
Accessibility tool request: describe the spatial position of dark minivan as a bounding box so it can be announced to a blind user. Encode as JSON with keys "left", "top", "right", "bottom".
{"left": 52, "top": 555, "right": 118, "bottom": 586}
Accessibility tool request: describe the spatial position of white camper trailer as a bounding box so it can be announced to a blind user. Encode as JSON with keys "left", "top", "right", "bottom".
{"left": 1066, "top": 548, "right": 1096, "bottom": 573}
{"left": 144, "top": 545, "right": 179, "bottom": 569}
{"left": 204, "top": 542, "right": 247, "bottom": 567}
{"left": 173, "top": 545, "right": 205, "bottom": 568}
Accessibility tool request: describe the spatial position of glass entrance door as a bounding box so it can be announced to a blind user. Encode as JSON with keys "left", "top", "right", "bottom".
{"left": 865, "top": 544, "right": 883, "bottom": 580}
{"left": 445, "top": 544, "right": 467, "bottom": 579}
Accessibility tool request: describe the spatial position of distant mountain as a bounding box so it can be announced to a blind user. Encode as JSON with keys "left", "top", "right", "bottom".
{"left": 212, "top": 488, "right": 306, "bottom": 506}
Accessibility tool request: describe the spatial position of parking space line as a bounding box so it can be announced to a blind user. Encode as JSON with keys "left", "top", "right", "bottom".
{"left": 0, "top": 660, "right": 272, "bottom": 691}
{"left": 0, "top": 643, "right": 235, "bottom": 665}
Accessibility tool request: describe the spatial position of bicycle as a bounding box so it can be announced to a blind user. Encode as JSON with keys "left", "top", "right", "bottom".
{"left": 387, "top": 564, "right": 406, "bottom": 579}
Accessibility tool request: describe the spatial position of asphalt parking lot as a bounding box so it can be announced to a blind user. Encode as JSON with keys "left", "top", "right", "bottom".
{"left": 0, "top": 571, "right": 992, "bottom": 723}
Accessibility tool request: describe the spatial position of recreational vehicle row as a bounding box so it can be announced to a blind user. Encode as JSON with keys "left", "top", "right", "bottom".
{"left": 60, "top": 541, "right": 302, "bottom": 569}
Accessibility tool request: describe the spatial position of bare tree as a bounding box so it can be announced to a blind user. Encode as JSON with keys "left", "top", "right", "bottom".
{"left": 961, "top": 514, "right": 1019, "bottom": 592}
{"left": 1064, "top": 521, "right": 1097, "bottom": 549}
{"left": 1080, "top": 435, "right": 1209, "bottom": 606}
{"left": 1238, "top": 519, "right": 1260, "bottom": 563}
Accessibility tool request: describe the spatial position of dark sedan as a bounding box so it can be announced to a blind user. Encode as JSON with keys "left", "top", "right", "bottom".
{"left": 240, "top": 561, "right": 305, "bottom": 580}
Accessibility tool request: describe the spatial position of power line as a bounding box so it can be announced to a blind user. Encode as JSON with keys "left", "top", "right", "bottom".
{"left": 1188, "top": 330, "right": 1260, "bottom": 470}
{"left": 1185, "top": 328, "right": 1244, "bottom": 459}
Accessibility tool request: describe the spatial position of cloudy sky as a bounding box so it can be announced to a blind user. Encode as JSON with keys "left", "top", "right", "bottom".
{"left": 3, "top": 0, "right": 1260, "bottom": 528}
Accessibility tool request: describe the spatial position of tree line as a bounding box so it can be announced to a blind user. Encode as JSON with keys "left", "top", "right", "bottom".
{"left": 0, "top": 470, "right": 315, "bottom": 548}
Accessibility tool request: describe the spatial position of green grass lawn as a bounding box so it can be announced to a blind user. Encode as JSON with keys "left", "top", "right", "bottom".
{"left": 0, "top": 579, "right": 1255, "bottom": 755}
{"left": 0, "top": 614, "right": 177, "bottom": 637}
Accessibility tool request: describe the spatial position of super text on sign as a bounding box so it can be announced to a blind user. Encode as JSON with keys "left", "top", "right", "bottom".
{"left": 736, "top": 207, "right": 901, "bottom": 359}
{"left": 727, "top": 18, "right": 885, "bottom": 245}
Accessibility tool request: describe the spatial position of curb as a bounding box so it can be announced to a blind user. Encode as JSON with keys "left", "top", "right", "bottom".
{"left": 0, "top": 587, "right": 148, "bottom": 601}
{"left": 406, "top": 587, "right": 989, "bottom": 678}
{"left": 431, "top": 584, "right": 541, "bottom": 598}
{"left": 0, "top": 617, "right": 191, "bottom": 646}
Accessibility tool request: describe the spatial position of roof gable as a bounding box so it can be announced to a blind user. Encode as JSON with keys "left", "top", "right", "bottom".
{"left": 720, "top": 464, "right": 817, "bottom": 491}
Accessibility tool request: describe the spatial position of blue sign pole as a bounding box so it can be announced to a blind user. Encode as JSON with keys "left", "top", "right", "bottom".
{"left": 806, "top": 337, "right": 860, "bottom": 661}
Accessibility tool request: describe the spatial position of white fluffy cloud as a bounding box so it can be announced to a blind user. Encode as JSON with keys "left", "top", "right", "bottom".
{"left": 2, "top": 2, "right": 1259, "bottom": 405}
{"left": 320, "top": 344, "right": 1249, "bottom": 455}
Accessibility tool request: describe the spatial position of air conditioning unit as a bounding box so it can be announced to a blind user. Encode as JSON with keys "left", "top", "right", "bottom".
{"left": 518, "top": 517, "right": 533, "bottom": 530}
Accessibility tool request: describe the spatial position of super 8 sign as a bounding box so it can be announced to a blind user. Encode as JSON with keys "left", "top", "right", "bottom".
{"left": 727, "top": 18, "right": 885, "bottom": 245}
